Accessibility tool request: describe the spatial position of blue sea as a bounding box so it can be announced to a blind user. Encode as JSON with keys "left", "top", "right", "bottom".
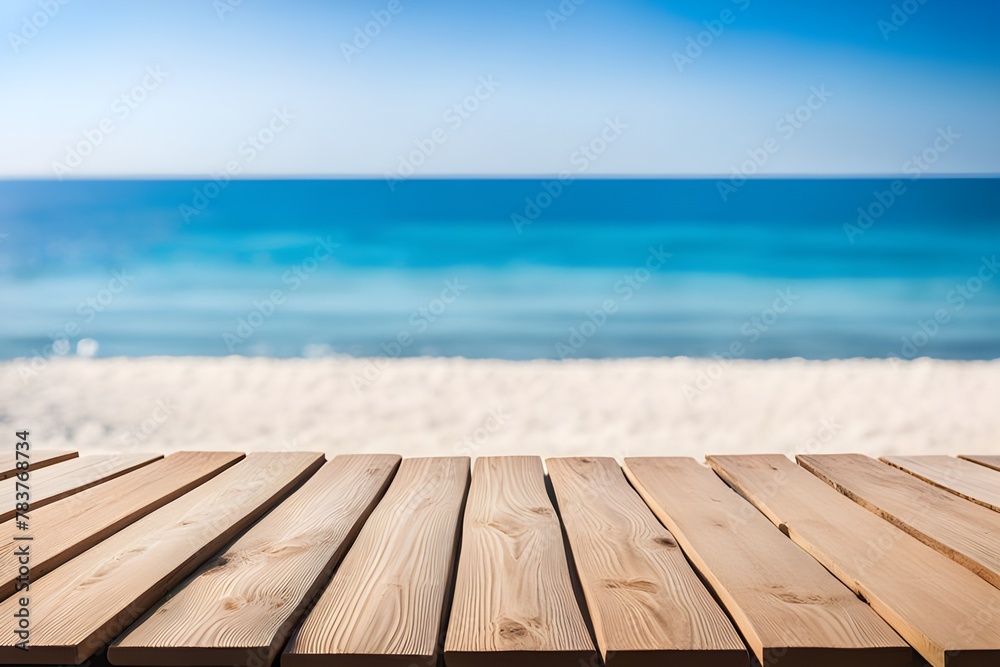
{"left": 1, "top": 178, "right": 998, "bottom": 360}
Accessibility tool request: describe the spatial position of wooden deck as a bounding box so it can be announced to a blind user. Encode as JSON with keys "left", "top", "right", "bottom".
{"left": 0, "top": 451, "right": 998, "bottom": 667}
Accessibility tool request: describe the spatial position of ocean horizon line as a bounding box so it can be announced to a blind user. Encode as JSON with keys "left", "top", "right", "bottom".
{"left": 2, "top": 174, "right": 999, "bottom": 182}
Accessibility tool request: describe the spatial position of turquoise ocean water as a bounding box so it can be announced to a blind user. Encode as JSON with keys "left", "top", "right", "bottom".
{"left": 1, "top": 178, "right": 998, "bottom": 360}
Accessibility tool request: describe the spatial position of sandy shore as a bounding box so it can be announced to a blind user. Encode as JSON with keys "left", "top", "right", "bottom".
{"left": 2, "top": 356, "right": 998, "bottom": 460}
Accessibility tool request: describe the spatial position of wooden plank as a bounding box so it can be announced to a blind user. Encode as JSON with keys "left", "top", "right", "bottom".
{"left": 799, "top": 454, "right": 1000, "bottom": 589}
{"left": 109, "top": 454, "right": 401, "bottom": 667}
{"left": 0, "top": 450, "right": 243, "bottom": 601}
{"left": 709, "top": 454, "right": 1000, "bottom": 667}
{"left": 284, "top": 456, "right": 469, "bottom": 667}
{"left": 960, "top": 454, "right": 1000, "bottom": 473}
{"left": 547, "top": 457, "right": 747, "bottom": 667}
{"left": 0, "top": 449, "right": 77, "bottom": 479}
{"left": 0, "top": 451, "right": 322, "bottom": 665}
{"left": 883, "top": 455, "right": 1000, "bottom": 513}
{"left": 624, "top": 457, "right": 908, "bottom": 667}
{"left": 0, "top": 453, "right": 162, "bottom": 522}
{"left": 444, "top": 456, "right": 597, "bottom": 667}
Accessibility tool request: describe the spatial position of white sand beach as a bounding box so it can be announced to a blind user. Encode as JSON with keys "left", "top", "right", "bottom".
{"left": 3, "top": 356, "right": 997, "bottom": 460}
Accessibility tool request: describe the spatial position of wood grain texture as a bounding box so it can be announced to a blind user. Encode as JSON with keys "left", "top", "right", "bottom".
{"left": 0, "top": 450, "right": 243, "bottom": 601}
{"left": 109, "top": 454, "right": 401, "bottom": 667}
{"left": 961, "top": 454, "right": 1000, "bottom": 473}
{"left": 883, "top": 455, "right": 1000, "bottom": 513}
{"left": 0, "top": 449, "right": 77, "bottom": 479}
{"left": 624, "top": 457, "right": 907, "bottom": 667}
{"left": 0, "top": 453, "right": 162, "bottom": 523}
{"left": 547, "top": 457, "right": 747, "bottom": 667}
{"left": 799, "top": 454, "right": 1000, "bottom": 589}
{"left": 444, "top": 456, "right": 597, "bottom": 667}
{"left": 0, "top": 451, "right": 322, "bottom": 665}
{"left": 709, "top": 454, "right": 1000, "bottom": 667}
{"left": 285, "top": 456, "right": 469, "bottom": 667}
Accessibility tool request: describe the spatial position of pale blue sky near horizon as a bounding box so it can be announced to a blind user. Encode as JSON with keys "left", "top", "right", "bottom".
{"left": 1, "top": 0, "right": 998, "bottom": 177}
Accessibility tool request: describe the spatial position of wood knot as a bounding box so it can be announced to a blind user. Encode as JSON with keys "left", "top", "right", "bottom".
{"left": 497, "top": 620, "right": 529, "bottom": 639}
{"left": 202, "top": 554, "right": 232, "bottom": 576}
{"left": 484, "top": 520, "right": 522, "bottom": 538}
{"left": 528, "top": 507, "right": 552, "bottom": 516}
{"left": 601, "top": 578, "right": 658, "bottom": 593}
{"left": 654, "top": 536, "right": 678, "bottom": 548}
{"left": 222, "top": 596, "right": 244, "bottom": 611}
{"left": 773, "top": 591, "right": 824, "bottom": 605}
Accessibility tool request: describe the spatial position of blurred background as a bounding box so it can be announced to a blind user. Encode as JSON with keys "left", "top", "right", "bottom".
{"left": 1, "top": 0, "right": 998, "bottom": 363}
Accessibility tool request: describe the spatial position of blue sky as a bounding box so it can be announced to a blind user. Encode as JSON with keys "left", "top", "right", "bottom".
{"left": 1, "top": 0, "right": 998, "bottom": 176}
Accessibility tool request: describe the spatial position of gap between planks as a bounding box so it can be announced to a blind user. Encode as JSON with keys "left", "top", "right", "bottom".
{"left": 444, "top": 456, "right": 598, "bottom": 667}
{"left": 624, "top": 456, "right": 909, "bottom": 667}
{"left": 547, "top": 457, "right": 747, "bottom": 667}
{"left": 799, "top": 454, "right": 1000, "bottom": 590}
{"left": 709, "top": 454, "right": 1000, "bottom": 667}
{"left": 110, "top": 454, "right": 402, "bottom": 667}
{"left": 0, "top": 453, "right": 162, "bottom": 523}
{"left": 284, "top": 456, "right": 469, "bottom": 667}
{"left": 0, "top": 451, "right": 321, "bottom": 665}
{"left": 882, "top": 455, "right": 1000, "bottom": 514}
{"left": 960, "top": 454, "right": 1000, "bottom": 474}
{"left": 0, "top": 450, "right": 77, "bottom": 480}
{"left": 0, "top": 451, "right": 243, "bottom": 602}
